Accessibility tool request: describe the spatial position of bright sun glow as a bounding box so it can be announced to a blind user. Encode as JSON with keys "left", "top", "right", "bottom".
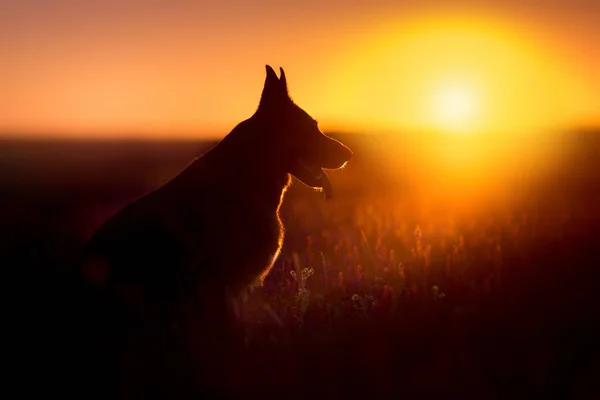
{"left": 431, "top": 82, "right": 479, "bottom": 133}
{"left": 322, "top": 13, "right": 595, "bottom": 136}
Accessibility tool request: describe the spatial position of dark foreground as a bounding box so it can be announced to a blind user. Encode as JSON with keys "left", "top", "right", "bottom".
{"left": 3, "top": 132, "right": 600, "bottom": 398}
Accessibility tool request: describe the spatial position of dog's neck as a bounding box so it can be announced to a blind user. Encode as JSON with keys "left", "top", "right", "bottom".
{"left": 173, "top": 118, "right": 291, "bottom": 211}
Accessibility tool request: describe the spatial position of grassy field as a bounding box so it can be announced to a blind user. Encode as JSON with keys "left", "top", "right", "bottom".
{"left": 3, "top": 130, "right": 600, "bottom": 398}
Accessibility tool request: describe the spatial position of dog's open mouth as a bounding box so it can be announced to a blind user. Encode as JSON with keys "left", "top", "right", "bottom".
{"left": 291, "top": 158, "right": 333, "bottom": 199}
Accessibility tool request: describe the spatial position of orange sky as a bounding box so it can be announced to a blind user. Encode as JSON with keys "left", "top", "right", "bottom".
{"left": 1, "top": 0, "right": 599, "bottom": 139}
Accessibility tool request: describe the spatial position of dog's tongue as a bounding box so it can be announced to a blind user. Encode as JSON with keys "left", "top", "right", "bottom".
{"left": 317, "top": 169, "right": 333, "bottom": 199}
{"left": 294, "top": 159, "right": 333, "bottom": 199}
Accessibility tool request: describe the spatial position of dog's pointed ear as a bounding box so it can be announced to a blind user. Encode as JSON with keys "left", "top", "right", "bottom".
{"left": 266, "top": 65, "right": 278, "bottom": 83}
{"left": 279, "top": 67, "right": 289, "bottom": 95}
{"left": 259, "top": 65, "right": 280, "bottom": 108}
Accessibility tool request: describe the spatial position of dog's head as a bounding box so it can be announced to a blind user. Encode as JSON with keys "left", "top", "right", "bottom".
{"left": 254, "top": 65, "right": 352, "bottom": 199}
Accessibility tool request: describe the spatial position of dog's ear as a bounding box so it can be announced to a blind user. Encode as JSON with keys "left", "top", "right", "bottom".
{"left": 279, "top": 67, "right": 289, "bottom": 96}
{"left": 266, "top": 65, "right": 278, "bottom": 83}
{"left": 259, "top": 65, "right": 281, "bottom": 108}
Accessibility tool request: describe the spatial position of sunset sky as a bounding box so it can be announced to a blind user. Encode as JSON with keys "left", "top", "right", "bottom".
{"left": 1, "top": 0, "right": 599, "bottom": 139}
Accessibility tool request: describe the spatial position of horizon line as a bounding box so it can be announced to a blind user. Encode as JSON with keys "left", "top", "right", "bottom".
{"left": 0, "top": 123, "right": 598, "bottom": 142}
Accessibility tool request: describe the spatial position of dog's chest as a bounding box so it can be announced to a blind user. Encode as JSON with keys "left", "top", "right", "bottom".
{"left": 163, "top": 195, "right": 284, "bottom": 283}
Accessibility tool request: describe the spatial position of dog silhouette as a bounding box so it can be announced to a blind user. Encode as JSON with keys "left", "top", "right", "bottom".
{"left": 78, "top": 65, "right": 352, "bottom": 397}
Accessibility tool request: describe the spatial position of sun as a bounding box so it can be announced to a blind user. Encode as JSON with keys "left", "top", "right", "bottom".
{"left": 430, "top": 81, "right": 480, "bottom": 133}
